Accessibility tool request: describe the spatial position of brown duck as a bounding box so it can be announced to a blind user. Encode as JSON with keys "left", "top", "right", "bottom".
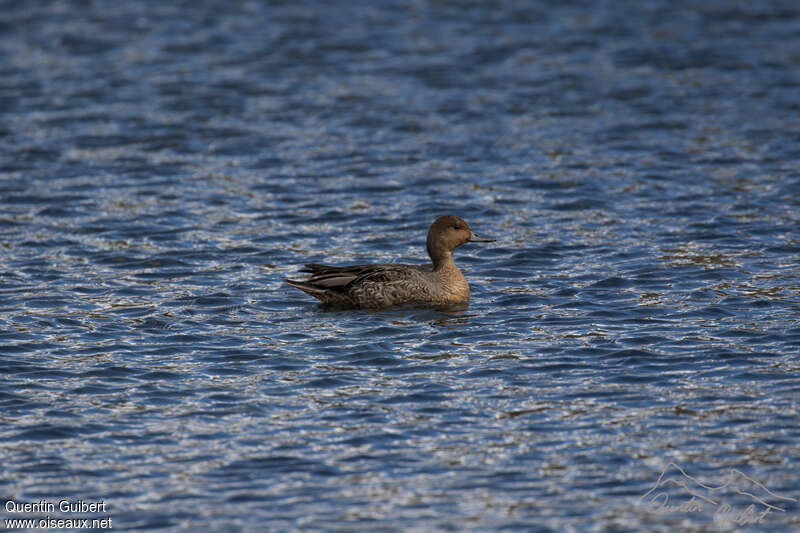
{"left": 286, "top": 215, "right": 494, "bottom": 308}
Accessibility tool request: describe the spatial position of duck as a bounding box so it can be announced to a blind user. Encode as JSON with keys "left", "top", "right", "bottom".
{"left": 286, "top": 215, "right": 495, "bottom": 309}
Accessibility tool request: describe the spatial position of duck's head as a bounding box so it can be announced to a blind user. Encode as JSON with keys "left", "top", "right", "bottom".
{"left": 426, "top": 215, "right": 494, "bottom": 265}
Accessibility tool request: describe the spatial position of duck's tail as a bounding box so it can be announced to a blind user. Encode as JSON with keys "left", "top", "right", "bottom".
{"left": 286, "top": 279, "right": 353, "bottom": 306}
{"left": 286, "top": 279, "right": 326, "bottom": 298}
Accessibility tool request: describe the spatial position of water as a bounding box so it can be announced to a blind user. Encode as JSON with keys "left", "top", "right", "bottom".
{"left": 1, "top": 1, "right": 799, "bottom": 531}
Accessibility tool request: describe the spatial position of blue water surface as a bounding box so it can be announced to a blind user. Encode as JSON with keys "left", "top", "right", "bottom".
{"left": 1, "top": 1, "right": 799, "bottom": 531}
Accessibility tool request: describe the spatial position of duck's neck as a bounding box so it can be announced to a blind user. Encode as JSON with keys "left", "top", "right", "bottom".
{"left": 431, "top": 250, "right": 469, "bottom": 302}
{"left": 430, "top": 250, "right": 456, "bottom": 272}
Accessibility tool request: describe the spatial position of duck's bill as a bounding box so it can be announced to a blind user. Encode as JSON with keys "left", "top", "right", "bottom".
{"left": 468, "top": 232, "right": 495, "bottom": 243}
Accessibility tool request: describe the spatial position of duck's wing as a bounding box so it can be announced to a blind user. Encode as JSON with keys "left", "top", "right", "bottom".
{"left": 297, "top": 263, "right": 428, "bottom": 290}
{"left": 296, "top": 264, "right": 384, "bottom": 290}
{"left": 299, "top": 263, "right": 377, "bottom": 287}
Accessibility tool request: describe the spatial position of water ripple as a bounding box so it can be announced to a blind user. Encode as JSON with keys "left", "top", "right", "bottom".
{"left": 1, "top": 1, "right": 799, "bottom": 531}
